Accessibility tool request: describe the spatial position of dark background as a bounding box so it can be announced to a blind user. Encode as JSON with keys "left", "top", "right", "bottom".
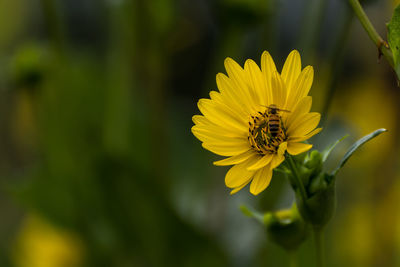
{"left": 0, "top": 0, "right": 399, "bottom": 266}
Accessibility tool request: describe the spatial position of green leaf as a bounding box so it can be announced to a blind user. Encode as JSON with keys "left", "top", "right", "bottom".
{"left": 321, "top": 135, "right": 348, "bottom": 162}
{"left": 387, "top": 5, "right": 400, "bottom": 79}
{"left": 239, "top": 205, "right": 264, "bottom": 224}
{"left": 331, "top": 128, "right": 387, "bottom": 176}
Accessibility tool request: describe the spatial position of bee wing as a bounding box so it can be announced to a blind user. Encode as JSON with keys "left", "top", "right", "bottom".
{"left": 259, "top": 104, "right": 290, "bottom": 112}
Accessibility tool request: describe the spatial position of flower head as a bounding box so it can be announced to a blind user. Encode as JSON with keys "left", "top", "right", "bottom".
{"left": 192, "top": 50, "right": 322, "bottom": 195}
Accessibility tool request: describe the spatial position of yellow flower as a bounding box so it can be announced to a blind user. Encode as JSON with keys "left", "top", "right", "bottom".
{"left": 13, "top": 214, "right": 84, "bottom": 267}
{"left": 191, "top": 50, "right": 322, "bottom": 195}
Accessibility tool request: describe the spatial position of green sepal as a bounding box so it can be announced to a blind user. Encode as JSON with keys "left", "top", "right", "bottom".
{"left": 309, "top": 172, "right": 328, "bottom": 195}
{"left": 297, "top": 150, "right": 323, "bottom": 189}
{"left": 331, "top": 128, "right": 387, "bottom": 176}
{"left": 295, "top": 173, "right": 336, "bottom": 228}
{"left": 287, "top": 129, "right": 386, "bottom": 229}
{"left": 288, "top": 150, "right": 335, "bottom": 228}
{"left": 321, "top": 135, "right": 348, "bottom": 162}
{"left": 305, "top": 150, "right": 322, "bottom": 172}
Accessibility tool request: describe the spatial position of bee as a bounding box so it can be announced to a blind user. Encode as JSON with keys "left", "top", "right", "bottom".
{"left": 265, "top": 104, "right": 291, "bottom": 138}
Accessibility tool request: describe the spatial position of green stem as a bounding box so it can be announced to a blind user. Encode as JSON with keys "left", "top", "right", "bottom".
{"left": 312, "top": 227, "right": 325, "bottom": 267}
{"left": 286, "top": 155, "right": 308, "bottom": 204}
{"left": 321, "top": 6, "right": 353, "bottom": 124}
{"left": 287, "top": 155, "right": 326, "bottom": 267}
{"left": 40, "top": 0, "right": 66, "bottom": 57}
{"left": 299, "top": 0, "right": 329, "bottom": 62}
{"left": 289, "top": 250, "right": 298, "bottom": 267}
{"left": 348, "top": 0, "right": 394, "bottom": 67}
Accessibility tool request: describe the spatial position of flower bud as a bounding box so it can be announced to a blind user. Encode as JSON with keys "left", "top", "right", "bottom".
{"left": 296, "top": 173, "right": 336, "bottom": 228}
{"left": 305, "top": 150, "right": 323, "bottom": 172}
{"left": 263, "top": 204, "right": 309, "bottom": 251}
{"left": 309, "top": 172, "right": 328, "bottom": 195}
{"left": 289, "top": 129, "right": 386, "bottom": 229}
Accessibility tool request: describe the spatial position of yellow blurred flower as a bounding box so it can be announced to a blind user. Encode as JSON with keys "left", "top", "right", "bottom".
{"left": 192, "top": 50, "right": 321, "bottom": 195}
{"left": 13, "top": 214, "right": 84, "bottom": 267}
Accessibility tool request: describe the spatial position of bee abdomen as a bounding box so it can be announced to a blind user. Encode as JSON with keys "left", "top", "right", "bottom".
{"left": 267, "top": 115, "right": 281, "bottom": 137}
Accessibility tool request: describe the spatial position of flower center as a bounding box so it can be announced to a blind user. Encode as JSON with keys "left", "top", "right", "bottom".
{"left": 248, "top": 111, "right": 287, "bottom": 155}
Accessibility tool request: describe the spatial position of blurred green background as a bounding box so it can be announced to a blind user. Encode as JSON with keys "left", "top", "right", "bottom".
{"left": 0, "top": 0, "right": 399, "bottom": 266}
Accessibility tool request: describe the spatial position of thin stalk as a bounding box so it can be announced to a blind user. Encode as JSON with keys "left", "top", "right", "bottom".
{"left": 39, "top": 0, "right": 66, "bottom": 57}
{"left": 348, "top": 0, "right": 394, "bottom": 67}
{"left": 299, "top": 0, "right": 328, "bottom": 62}
{"left": 320, "top": 5, "right": 354, "bottom": 125}
{"left": 312, "top": 227, "right": 325, "bottom": 267}
{"left": 289, "top": 250, "right": 298, "bottom": 267}
{"left": 286, "top": 155, "right": 308, "bottom": 204}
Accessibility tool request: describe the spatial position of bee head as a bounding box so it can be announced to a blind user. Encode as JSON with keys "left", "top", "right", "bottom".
{"left": 268, "top": 104, "right": 278, "bottom": 114}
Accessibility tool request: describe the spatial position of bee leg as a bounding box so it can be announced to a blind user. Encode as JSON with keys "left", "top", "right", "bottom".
{"left": 280, "top": 120, "right": 287, "bottom": 137}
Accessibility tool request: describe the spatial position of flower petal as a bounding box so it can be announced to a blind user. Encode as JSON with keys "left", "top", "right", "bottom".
{"left": 244, "top": 59, "right": 269, "bottom": 106}
{"left": 278, "top": 141, "right": 288, "bottom": 155}
{"left": 270, "top": 154, "right": 285, "bottom": 169}
{"left": 209, "top": 91, "right": 248, "bottom": 121}
{"left": 192, "top": 119, "right": 244, "bottom": 138}
{"left": 250, "top": 166, "right": 273, "bottom": 195}
{"left": 287, "top": 112, "right": 321, "bottom": 137}
{"left": 192, "top": 115, "right": 207, "bottom": 125}
{"left": 285, "top": 66, "right": 314, "bottom": 110}
{"left": 224, "top": 58, "right": 256, "bottom": 109}
{"left": 191, "top": 126, "right": 246, "bottom": 145}
{"left": 247, "top": 153, "right": 273, "bottom": 171}
{"left": 230, "top": 178, "right": 252, "bottom": 195}
{"left": 216, "top": 73, "right": 249, "bottom": 114}
{"left": 261, "top": 51, "right": 276, "bottom": 104}
{"left": 289, "top": 127, "right": 323, "bottom": 142}
{"left": 214, "top": 150, "right": 254, "bottom": 166}
{"left": 197, "top": 99, "right": 247, "bottom": 133}
{"left": 287, "top": 142, "right": 313, "bottom": 155}
{"left": 271, "top": 71, "right": 287, "bottom": 108}
{"left": 269, "top": 142, "right": 287, "bottom": 169}
{"left": 225, "top": 160, "right": 257, "bottom": 188}
{"left": 285, "top": 96, "right": 312, "bottom": 126}
{"left": 202, "top": 142, "right": 250, "bottom": 157}
{"left": 281, "top": 50, "right": 301, "bottom": 95}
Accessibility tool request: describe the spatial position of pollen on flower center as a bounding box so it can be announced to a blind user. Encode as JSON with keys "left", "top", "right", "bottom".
{"left": 248, "top": 111, "right": 287, "bottom": 155}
